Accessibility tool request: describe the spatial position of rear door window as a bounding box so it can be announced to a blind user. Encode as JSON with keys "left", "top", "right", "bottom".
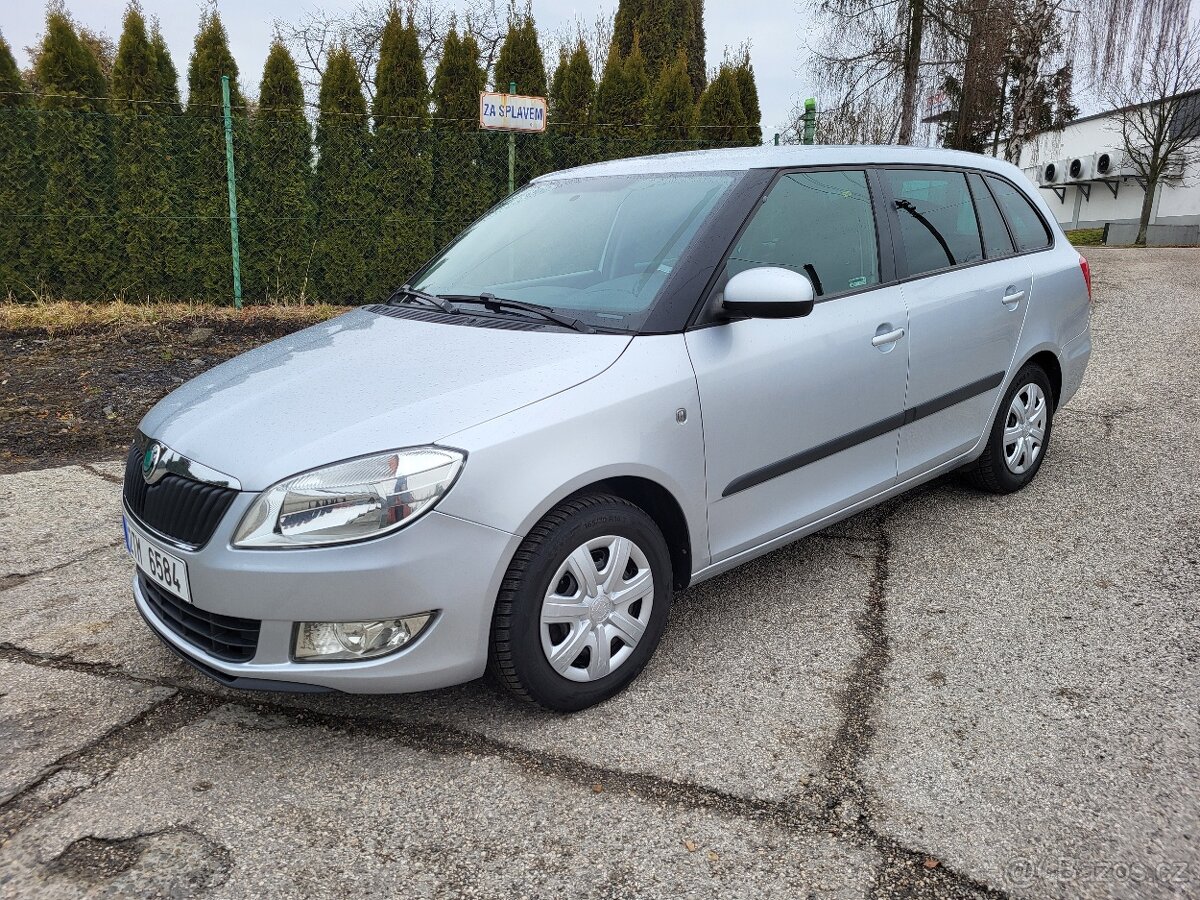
{"left": 728, "top": 170, "right": 879, "bottom": 297}
{"left": 884, "top": 169, "right": 983, "bottom": 276}
{"left": 985, "top": 175, "right": 1053, "bottom": 251}
{"left": 967, "top": 173, "right": 1015, "bottom": 258}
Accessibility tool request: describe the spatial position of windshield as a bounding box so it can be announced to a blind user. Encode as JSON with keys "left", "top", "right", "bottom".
{"left": 410, "top": 172, "right": 739, "bottom": 331}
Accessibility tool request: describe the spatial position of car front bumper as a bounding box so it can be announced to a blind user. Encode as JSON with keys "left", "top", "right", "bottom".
{"left": 130, "top": 500, "right": 521, "bottom": 694}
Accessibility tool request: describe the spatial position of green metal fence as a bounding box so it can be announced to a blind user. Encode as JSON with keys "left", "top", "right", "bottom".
{"left": 0, "top": 93, "right": 752, "bottom": 305}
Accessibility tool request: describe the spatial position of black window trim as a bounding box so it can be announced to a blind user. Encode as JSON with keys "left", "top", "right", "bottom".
{"left": 965, "top": 171, "right": 1017, "bottom": 260}
{"left": 686, "top": 161, "right": 1057, "bottom": 330}
{"left": 401, "top": 161, "right": 1058, "bottom": 338}
{"left": 980, "top": 171, "right": 1055, "bottom": 255}
{"left": 645, "top": 167, "right": 777, "bottom": 333}
{"left": 878, "top": 165, "right": 1056, "bottom": 286}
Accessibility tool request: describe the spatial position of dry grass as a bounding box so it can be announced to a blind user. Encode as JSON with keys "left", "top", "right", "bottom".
{"left": 0, "top": 300, "right": 349, "bottom": 335}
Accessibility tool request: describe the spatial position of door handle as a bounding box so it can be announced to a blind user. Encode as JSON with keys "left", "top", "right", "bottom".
{"left": 871, "top": 327, "right": 905, "bottom": 347}
{"left": 1002, "top": 288, "right": 1026, "bottom": 306}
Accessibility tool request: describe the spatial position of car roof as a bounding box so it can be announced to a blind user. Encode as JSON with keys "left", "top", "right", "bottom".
{"left": 536, "top": 144, "right": 1025, "bottom": 182}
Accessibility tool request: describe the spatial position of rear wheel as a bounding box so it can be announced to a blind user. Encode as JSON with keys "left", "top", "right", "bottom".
{"left": 967, "top": 364, "right": 1055, "bottom": 494}
{"left": 489, "top": 493, "right": 672, "bottom": 712}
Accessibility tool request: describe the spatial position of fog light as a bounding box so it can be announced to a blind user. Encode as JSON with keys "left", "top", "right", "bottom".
{"left": 293, "top": 614, "right": 433, "bottom": 662}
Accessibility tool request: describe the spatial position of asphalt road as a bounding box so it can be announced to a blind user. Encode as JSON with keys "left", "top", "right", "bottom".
{"left": 1, "top": 249, "right": 1197, "bottom": 899}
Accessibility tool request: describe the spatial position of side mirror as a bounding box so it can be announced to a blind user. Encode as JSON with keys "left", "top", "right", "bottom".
{"left": 722, "top": 266, "right": 816, "bottom": 319}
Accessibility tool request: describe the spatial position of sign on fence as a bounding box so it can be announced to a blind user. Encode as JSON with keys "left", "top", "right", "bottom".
{"left": 479, "top": 91, "right": 548, "bottom": 132}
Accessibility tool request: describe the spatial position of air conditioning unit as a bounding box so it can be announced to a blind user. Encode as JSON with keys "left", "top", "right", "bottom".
{"left": 1094, "top": 150, "right": 1130, "bottom": 178}
{"left": 1038, "top": 160, "right": 1068, "bottom": 185}
{"left": 1067, "top": 156, "right": 1093, "bottom": 181}
{"left": 1095, "top": 150, "right": 1184, "bottom": 180}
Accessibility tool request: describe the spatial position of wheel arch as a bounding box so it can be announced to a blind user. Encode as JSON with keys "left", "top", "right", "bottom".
{"left": 505, "top": 469, "right": 698, "bottom": 592}
{"left": 570, "top": 476, "right": 693, "bottom": 591}
{"left": 1016, "top": 346, "right": 1063, "bottom": 407}
{"left": 966, "top": 344, "right": 1065, "bottom": 466}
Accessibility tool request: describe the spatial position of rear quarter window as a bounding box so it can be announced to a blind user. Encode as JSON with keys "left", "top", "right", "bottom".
{"left": 967, "top": 172, "right": 1015, "bottom": 259}
{"left": 985, "top": 175, "right": 1052, "bottom": 251}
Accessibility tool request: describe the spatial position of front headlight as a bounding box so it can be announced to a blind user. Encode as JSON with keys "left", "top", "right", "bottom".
{"left": 232, "top": 447, "right": 464, "bottom": 548}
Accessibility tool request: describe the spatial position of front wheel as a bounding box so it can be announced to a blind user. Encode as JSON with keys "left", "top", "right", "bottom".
{"left": 488, "top": 493, "right": 673, "bottom": 712}
{"left": 967, "top": 364, "right": 1055, "bottom": 494}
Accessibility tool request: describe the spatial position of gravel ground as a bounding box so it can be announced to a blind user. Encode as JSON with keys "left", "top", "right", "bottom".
{"left": 0, "top": 249, "right": 1196, "bottom": 899}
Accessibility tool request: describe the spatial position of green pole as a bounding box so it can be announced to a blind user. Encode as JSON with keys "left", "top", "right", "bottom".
{"left": 802, "top": 98, "right": 817, "bottom": 146}
{"left": 221, "top": 74, "right": 243, "bottom": 309}
{"left": 508, "top": 81, "right": 517, "bottom": 196}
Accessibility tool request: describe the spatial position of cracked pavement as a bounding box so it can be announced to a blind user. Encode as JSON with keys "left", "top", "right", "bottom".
{"left": 1, "top": 249, "right": 1197, "bottom": 898}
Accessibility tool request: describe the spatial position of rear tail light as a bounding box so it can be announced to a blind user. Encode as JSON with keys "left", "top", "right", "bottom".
{"left": 1079, "top": 256, "right": 1092, "bottom": 303}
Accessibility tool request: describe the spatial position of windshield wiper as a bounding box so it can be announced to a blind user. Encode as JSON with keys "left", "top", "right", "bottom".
{"left": 442, "top": 293, "right": 596, "bottom": 334}
{"left": 894, "top": 199, "right": 955, "bottom": 266}
{"left": 384, "top": 284, "right": 460, "bottom": 315}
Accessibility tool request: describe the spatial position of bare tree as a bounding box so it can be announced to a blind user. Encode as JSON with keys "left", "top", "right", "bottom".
{"left": 780, "top": 85, "right": 903, "bottom": 145}
{"left": 1105, "top": 18, "right": 1200, "bottom": 245}
{"left": 799, "top": 0, "right": 1193, "bottom": 151}
{"left": 273, "top": 2, "right": 389, "bottom": 100}
{"left": 806, "top": 0, "right": 981, "bottom": 146}
{"left": 807, "top": 0, "right": 1012, "bottom": 149}
{"left": 273, "top": 0, "right": 507, "bottom": 103}
{"left": 1007, "top": 0, "right": 1191, "bottom": 161}
{"left": 896, "top": 0, "right": 925, "bottom": 143}
{"left": 544, "top": 9, "right": 613, "bottom": 79}
{"left": 1079, "top": 0, "right": 1195, "bottom": 86}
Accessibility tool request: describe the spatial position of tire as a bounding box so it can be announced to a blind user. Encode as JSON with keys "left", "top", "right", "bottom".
{"left": 488, "top": 493, "right": 673, "bottom": 712}
{"left": 967, "top": 363, "right": 1055, "bottom": 494}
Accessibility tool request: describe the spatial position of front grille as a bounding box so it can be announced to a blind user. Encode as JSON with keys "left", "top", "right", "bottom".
{"left": 139, "top": 574, "right": 261, "bottom": 663}
{"left": 123, "top": 443, "right": 237, "bottom": 547}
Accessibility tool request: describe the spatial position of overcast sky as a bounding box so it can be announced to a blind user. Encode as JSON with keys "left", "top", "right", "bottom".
{"left": 0, "top": 1, "right": 815, "bottom": 140}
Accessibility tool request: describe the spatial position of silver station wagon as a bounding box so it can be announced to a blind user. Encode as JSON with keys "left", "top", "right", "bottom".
{"left": 124, "top": 145, "right": 1091, "bottom": 711}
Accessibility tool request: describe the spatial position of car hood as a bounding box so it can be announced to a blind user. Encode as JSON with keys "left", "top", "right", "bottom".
{"left": 140, "top": 309, "right": 631, "bottom": 490}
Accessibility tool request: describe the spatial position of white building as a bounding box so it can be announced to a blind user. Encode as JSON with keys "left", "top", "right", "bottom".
{"left": 1009, "top": 89, "right": 1200, "bottom": 237}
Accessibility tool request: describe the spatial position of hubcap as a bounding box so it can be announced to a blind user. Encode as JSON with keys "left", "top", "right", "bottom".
{"left": 1003, "top": 382, "right": 1047, "bottom": 475}
{"left": 539, "top": 535, "right": 655, "bottom": 683}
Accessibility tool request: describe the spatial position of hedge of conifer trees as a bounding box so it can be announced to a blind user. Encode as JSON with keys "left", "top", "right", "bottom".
{"left": 0, "top": 4, "right": 762, "bottom": 304}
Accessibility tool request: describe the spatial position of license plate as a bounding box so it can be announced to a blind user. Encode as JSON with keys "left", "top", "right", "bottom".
{"left": 124, "top": 516, "right": 192, "bottom": 604}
